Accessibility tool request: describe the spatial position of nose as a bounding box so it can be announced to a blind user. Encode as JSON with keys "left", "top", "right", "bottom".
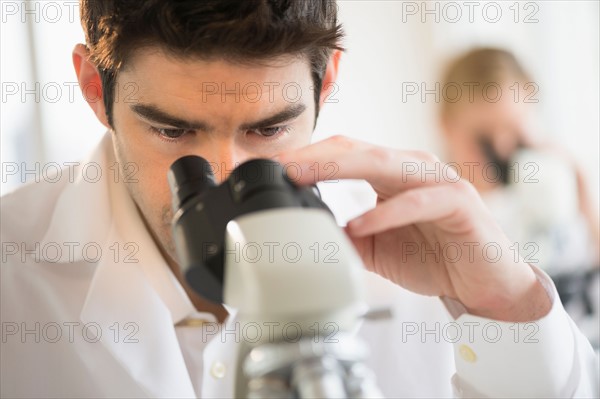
{"left": 204, "top": 140, "right": 253, "bottom": 184}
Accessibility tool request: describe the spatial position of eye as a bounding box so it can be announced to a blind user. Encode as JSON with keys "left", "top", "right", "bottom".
{"left": 149, "top": 126, "right": 193, "bottom": 141}
{"left": 251, "top": 126, "right": 287, "bottom": 138}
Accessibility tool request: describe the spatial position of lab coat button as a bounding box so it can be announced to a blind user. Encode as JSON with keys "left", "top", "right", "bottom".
{"left": 459, "top": 344, "right": 477, "bottom": 363}
{"left": 211, "top": 361, "right": 226, "bottom": 379}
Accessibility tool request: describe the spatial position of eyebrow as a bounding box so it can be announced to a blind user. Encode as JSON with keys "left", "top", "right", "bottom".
{"left": 240, "top": 103, "right": 307, "bottom": 130}
{"left": 130, "top": 102, "right": 307, "bottom": 132}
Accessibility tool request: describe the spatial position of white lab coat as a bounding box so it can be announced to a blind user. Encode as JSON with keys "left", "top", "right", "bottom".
{"left": 1, "top": 133, "right": 598, "bottom": 398}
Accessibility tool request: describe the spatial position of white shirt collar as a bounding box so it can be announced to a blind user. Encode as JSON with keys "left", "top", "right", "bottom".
{"left": 44, "top": 132, "right": 208, "bottom": 325}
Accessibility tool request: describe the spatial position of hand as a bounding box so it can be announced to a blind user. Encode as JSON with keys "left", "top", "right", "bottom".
{"left": 276, "top": 136, "right": 551, "bottom": 322}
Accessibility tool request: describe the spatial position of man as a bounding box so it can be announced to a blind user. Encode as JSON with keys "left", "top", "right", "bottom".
{"left": 1, "top": 1, "right": 598, "bottom": 397}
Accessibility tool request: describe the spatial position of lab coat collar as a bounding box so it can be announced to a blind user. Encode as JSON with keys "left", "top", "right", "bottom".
{"left": 42, "top": 132, "right": 234, "bottom": 397}
{"left": 41, "top": 133, "right": 197, "bottom": 323}
{"left": 39, "top": 134, "right": 113, "bottom": 260}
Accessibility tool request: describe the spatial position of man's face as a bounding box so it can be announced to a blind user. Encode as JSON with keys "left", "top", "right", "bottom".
{"left": 110, "top": 47, "right": 316, "bottom": 261}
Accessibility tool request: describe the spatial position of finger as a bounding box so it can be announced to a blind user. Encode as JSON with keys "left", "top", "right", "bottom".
{"left": 346, "top": 182, "right": 483, "bottom": 237}
{"left": 275, "top": 135, "right": 459, "bottom": 192}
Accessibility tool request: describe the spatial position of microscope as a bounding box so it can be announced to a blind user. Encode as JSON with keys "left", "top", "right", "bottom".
{"left": 168, "top": 156, "right": 383, "bottom": 398}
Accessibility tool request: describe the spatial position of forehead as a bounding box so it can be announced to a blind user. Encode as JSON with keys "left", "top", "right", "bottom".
{"left": 115, "top": 47, "right": 315, "bottom": 125}
{"left": 119, "top": 47, "right": 311, "bottom": 99}
{"left": 453, "top": 91, "right": 530, "bottom": 122}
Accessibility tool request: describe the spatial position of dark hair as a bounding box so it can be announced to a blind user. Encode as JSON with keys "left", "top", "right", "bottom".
{"left": 80, "top": 0, "right": 344, "bottom": 127}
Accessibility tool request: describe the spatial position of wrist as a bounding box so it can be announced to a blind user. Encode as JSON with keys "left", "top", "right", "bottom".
{"left": 466, "top": 269, "right": 552, "bottom": 322}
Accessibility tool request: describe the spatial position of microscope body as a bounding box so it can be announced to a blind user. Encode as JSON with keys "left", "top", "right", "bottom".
{"left": 168, "top": 156, "right": 382, "bottom": 398}
{"left": 225, "top": 207, "right": 378, "bottom": 397}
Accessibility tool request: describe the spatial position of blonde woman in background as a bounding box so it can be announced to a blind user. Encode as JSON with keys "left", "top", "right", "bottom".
{"left": 439, "top": 48, "right": 599, "bottom": 346}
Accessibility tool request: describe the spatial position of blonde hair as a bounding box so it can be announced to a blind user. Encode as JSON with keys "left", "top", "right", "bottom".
{"left": 440, "top": 48, "right": 531, "bottom": 118}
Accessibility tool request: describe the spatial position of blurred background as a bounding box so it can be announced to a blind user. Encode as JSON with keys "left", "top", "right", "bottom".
{"left": 1, "top": 1, "right": 599, "bottom": 344}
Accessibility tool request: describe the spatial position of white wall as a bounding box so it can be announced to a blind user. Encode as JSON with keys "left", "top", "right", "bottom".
{"left": 2, "top": 0, "right": 599, "bottom": 201}
{"left": 1, "top": 0, "right": 105, "bottom": 193}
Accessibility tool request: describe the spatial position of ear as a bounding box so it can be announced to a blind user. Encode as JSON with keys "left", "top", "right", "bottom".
{"left": 72, "top": 44, "right": 111, "bottom": 129}
{"left": 318, "top": 49, "right": 342, "bottom": 109}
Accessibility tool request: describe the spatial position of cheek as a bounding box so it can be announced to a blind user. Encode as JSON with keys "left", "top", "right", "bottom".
{"left": 290, "top": 120, "right": 314, "bottom": 148}
{"left": 130, "top": 161, "right": 173, "bottom": 238}
{"left": 111, "top": 123, "right": 175, "bottom": 248}
{"left": 446, "top": 117, "right": 473, "bottom": 138}
{"left": 112, "top": 104, "right": 177, "bottom": 201}
{"left": 123, "top": 155, "right": 177, "bottom": 254}
{"left": 288, "top": 108, "right": 316, "bottom": 148}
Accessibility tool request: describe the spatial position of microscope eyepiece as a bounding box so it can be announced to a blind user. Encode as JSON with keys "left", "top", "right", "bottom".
{"left": 168, "top": 155, "right": 331, "bottom": 303}
{"left": 167, "top": 155, "right": 217, "bottom": 211}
